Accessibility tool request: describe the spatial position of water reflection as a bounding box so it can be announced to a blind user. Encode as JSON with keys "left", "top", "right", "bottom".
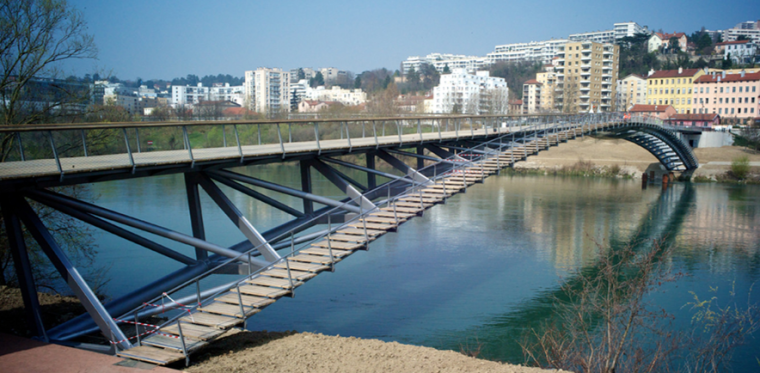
{"left": 88, "top": 168, "right": 760, "bottom": 369}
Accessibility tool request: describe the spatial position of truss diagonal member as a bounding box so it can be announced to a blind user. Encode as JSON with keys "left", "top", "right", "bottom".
{"left": 376, "top": 150, "right": 430, "bottom": 184}
{"left": 196, "top": 173, "right": 280, "bottom": 262}
{"left": 385, "top": 149, "right": 461, "bottom": 165}
{"left": 29, "top": 196, "right": 196, "bottom": 265}
{"left": 208, "top": 173, "right": 304, "bottom": 217}
{"left": 25, "top": 189, "right": 268, "bottom": 268}
{"left": 208, "top": 169, "right": 361, "bottom": 214}
{"left": 320, "top": 157, "right": 414, "bottom": 184}
{"left": 309, "top": 159, "right": 375, "bottom": 211}
{"left": 10, "top": 197, "right": 132, "bottom": 350}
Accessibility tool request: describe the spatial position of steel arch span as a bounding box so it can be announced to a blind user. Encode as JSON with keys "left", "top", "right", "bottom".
{"left": 599, "top": 121, "right": 699, "bottom": 172}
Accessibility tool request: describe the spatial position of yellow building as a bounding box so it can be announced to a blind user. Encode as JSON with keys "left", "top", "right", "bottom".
{"left": 536, "top": 65, "right": 558, "bottom": 112}
{"left": 555, "top": 41, "right": 619, "bottom": 112}
{"left": 645, "top": 67, "right": 705, "bottom": 114}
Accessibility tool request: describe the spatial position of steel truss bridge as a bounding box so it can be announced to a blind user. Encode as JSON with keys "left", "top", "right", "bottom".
{"left": 0, "top": 113, "right": 697, "bottom": 366}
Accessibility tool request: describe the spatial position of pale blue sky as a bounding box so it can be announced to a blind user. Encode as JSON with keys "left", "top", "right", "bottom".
{"left": 66, "top": 0, "right": 759, "bottom": 80}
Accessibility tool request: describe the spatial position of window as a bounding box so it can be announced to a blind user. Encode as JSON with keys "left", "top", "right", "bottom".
{"left": 720, "top": 87, "right": 723, "bottom": 93}
{"left": 719, "top": 98, "right": 723, "bottom": 103}
{"left": 739, "top": 87, "right": 743, "bottom": 93}
{"left": 719, "top": 108, "right": 722, "bottom": 114}
{"left": 706, "top": 88, "right": 710, "bottom": 93}
{"left": 733, "top": 87, "right": 736, "bottom": 93}
{"left": 688, "top": 98, "right": 691, "bottom": 104}
{"left": 732, "top": 97, "right": 735, "bottom": 103}
{"left": 731, "top": 108, "right": 734, "bottom": 114}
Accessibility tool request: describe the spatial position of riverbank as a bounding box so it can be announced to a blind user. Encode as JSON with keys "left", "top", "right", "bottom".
{"left": 511, "top": 137, "right": 760, "bottom": 181}
{"left": 186, "top": 329, "right": 568, "bottom": 373}
{"left": 0, "top": 287, "right": 565, "bottom": 372}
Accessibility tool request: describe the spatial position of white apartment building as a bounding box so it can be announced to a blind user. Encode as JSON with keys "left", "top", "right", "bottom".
{"left": 290, "top": 79, "right": 309, "bottom": 104}
{"left": 614, "top": 22, "right": 648, "bottom": 40}
{"left": 569, "top": 30, "right": 615, "bottom": 44}
{"left": 431, "top": 68, "right": 508, "bottom": 114}
{"left": 171, "top": 83, "right": 210, "bottom": 107}
{"left": 306, "top": 86, "right": 367, "bottom": 106}
{"left": 723, "top": 21, "right": 760, "bottom": 44}
{"left": 486, "top": 39, "right": 568, "bottom": 66}
{"left": 244, "top": 67, "right": 291, "bottom": 115}
{"left": 209, "top": 83, "right": 245, "bottom": 106}
{"left": 289, "top": 68, "right": 318, "bottom": 83}
{"left": 717, "top": 40, "right": 758, "bottom": 64}
{"left": 402, "top": 53, "right": 485, "bottom": 74}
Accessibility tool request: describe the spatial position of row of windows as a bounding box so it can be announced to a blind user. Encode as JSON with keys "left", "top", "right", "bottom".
{"left": 651, "top": 78, "right": 693, "bottom": 85}
{"left": 699, "top": 97, "right": 756, "bottom": 104}
{"left": 649, "top": 88, "right": 693, "bottom": 95}
{"left": 696, "top": 85, "right": 757, "bottom": 94}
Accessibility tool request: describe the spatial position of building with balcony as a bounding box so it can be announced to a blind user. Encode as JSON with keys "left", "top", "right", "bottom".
{"left": 569, "top": 30, "right": 615, "bottom": 44}
{"left": 554, "top": 41, "right": 619, "bottom": 113}
{"left": 244, "top": 67, "right": 291, "bottom": 115}
{"left": 486, "top": 39, "right": 568, "bottom": 66}
{"left": 646, "top": 67, "right": 705, "bottom": 114}
{"left": 616, "top": 74, "right": 647, "bottom": 111}
{"left": 431, "top": 68, "right": 508, "bottom": 114}
{"left": 692, "top": 70, "right": 760, "bottom": 122}
{"left": 171, "top": 83, "right": 210, "bottom": 107}
{"left": 536, "top": 65, "right": 558, "bottom": 112}
{"left": 306, "top": 85, "right": 367, "bottom": 106}
{"left": 722, "top": 21, "right": 760, "bottom": 44}
{"left": 522, "top": 80, "right": 542, "bottom": 114}
{"left": 402, "top": 53, "right": 485, "bottom": 74}
{"left": 614, "top": 22, "right": 649, "bottom": 40}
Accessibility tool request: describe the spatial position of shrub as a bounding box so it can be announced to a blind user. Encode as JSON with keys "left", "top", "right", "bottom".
{"left": 730, "top": 156, "right": 750, "bottom": 180}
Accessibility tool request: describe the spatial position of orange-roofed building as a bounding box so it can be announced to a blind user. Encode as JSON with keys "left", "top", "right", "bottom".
{"left": 629, "top": 104, "right": 676, "bottom": 119}
{"left": 693, "top": 70, "right": 760, "bottom": 122}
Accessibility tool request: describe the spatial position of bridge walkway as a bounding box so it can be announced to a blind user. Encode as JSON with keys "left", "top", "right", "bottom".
{"left": 114, "top": 124, "right": 593, "bottom": 366}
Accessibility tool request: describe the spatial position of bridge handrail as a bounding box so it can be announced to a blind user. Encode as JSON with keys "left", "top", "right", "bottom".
{"left": 112, "top": 115, "right": 596, "bottom": 343}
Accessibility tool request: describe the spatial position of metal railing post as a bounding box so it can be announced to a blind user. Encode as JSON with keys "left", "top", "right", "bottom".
{"left": 176, "top": 320, "right": 189, "bottom": 366}
{"left": 16, "top": 132, "right": 25, "bottom": 161}
{"left": 222, "top": 125, "right": 227, "bottom": 147}
{"left": 182, "top": 126, "right": 195, "bottom": 168}
{"left": 122, "top": 128, "right": 136, "bottom": 174}
{"left": 327, "top": 214, "right": 335, "bottom": 272}
{"left": 234, "top": 124, "right": 243, "bottom": 163}
{"left": 257, "top": 124, "right": 262, "bottom": 145}
{"left": 80, "top": 130, "right": 87, "bottom": 157}
{"left": 47, "top": 131, "right": 64, "bottom": 181}
{"left": 135, "top": 128, "right": 141, "bottom": 153}
{"left": 276, "top": 123, "right": 285, "bottom": 159}
{"left": 314, "top": 123, "right": 321, "bottom": 155}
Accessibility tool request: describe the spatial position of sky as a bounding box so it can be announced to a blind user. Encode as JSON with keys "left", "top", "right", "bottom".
{"left": 64, "top": 0, "right": 760, "bottom": 81}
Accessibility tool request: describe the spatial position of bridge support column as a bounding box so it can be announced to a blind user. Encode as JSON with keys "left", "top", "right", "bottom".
{"left": 0, "top": 196, "right": 47, "bottom": 340}
{"left": 416, "top": 146, "right": 425, "bottom": 170}
{"left": 185, "top": 173, "right": 208, "bottom": 261}
{"left": 10, "top": 197, "right": 131, "bottom": 350}
{"left": 300, "top": 161, "right": 314, "bottom": 215}
{"left": 366, "top": 152, "right": 377, "bottom": 190}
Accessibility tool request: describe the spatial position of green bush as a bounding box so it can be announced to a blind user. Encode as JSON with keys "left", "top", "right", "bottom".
{"left": 730, "top": 156, "right": 750, "bottom": 180}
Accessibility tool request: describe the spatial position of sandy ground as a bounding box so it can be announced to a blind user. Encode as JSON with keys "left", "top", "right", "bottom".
{"left": 513, "top": 137, "right": 760, "bottom": 179}
{"left": 185, "top": 330, "right": 568, "bottom": 373}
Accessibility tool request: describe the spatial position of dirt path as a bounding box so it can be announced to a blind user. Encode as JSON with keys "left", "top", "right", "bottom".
{"left": 186, "top": 330, "right": 567, "bottom": 373}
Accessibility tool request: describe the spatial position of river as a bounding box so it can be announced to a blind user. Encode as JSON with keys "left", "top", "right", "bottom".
{"left": 87, "top": 166, "right": 760, "bottom": 370}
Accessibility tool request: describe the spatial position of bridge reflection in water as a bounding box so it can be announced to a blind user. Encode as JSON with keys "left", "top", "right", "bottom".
{"left": 0, "top": 114, "right": 699, "bottom": 365}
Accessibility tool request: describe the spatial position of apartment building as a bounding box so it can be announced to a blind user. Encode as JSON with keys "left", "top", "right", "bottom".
{"left": 486, "top": 39, "right": 567, "bottom": 66}
{"left": 616, "top": 74, "right": 647, "bottom": 111}
{"left": 535, "top": 66, "right": 558, "bottom": 112}
{"left": 555, "top": 41, "right": 619, "bottom": 113}
{"left": 171, "top": 83, "right": 210, "bottom": 107}
{"left": 402, "top": 53, "right": 485, "bottom": 74}
{"left": 646, "top": 68, "right": 705, "bottom": 114}
{"left": 431, "top": 68, "right": 508, "bottom": 114}
{"left": 614, "top": 22, "right": 648, "bottom": 40}
{"left": 244, "top": 67, "right": 290, "bottom": 115}
{"left": 693, "top": 70, "right": 760, "bottom": 120}
{"left": 209, "top": 83, "right": 245, "bottom": 106}
{"left": 522, "top": 80, "right": 542, "bottom": 114}
{"left": 722, "top": 21, "right": 760, "bottom": 44}
{"left": 306, "top": 86, "right": 367, "bottom": 106}
{"left": 569, "top": 30, "right": 615, "bottom": 44}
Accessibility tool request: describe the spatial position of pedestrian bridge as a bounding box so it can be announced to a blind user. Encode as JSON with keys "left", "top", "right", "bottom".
{"left": 0, "top": 113, "right": 697, "bottom": 366}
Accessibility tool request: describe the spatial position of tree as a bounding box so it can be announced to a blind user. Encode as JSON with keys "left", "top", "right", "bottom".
{"left": 297, "top": 68, "right": 305, "bottom": 80}
{"left": 0, "top": 0, "right": 96, "bottom": 130}
{"left": 309, "top": 72, "right": 324, "bottom": 88}
{"left": 722, "top": 55, "right": 733, "bottom": 69}
{"left": 1, "top": 0, "right": 101, "bottom": 290}
{"left": 443, "top": 64, "right": 451, "bottom": 74}
{"left": 736, "top": 35, "right": 750, "bottom": 41}
{"left": 668, "top": 37, "right": 681, "bottom": 53}
{"left": 354, "top": 76, "right": 361, "bottom": 89}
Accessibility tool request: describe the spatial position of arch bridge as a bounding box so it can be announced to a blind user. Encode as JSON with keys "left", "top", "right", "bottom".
{"left": 0, "top": 113, "right": 696, "bottom": 365}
